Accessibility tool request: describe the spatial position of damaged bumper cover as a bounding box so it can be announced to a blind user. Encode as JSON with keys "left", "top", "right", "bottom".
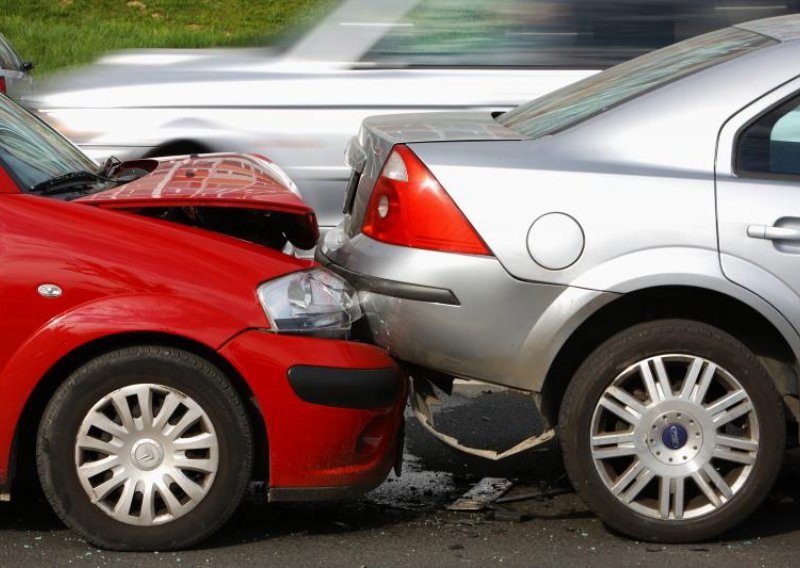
{"left": 218, "top": 331, "right": 407, "bottom": 497}
{"left": 411, "top": 375, "right": 555, "bottom": 460}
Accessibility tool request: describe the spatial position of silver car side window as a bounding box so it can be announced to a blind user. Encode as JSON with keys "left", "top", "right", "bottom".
{"left": 737, "top": 94, "right": 800, "bottom": 178}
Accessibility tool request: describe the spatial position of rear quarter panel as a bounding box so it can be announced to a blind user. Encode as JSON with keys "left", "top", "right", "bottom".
{"left": 408, "top": 43, "right": 800, "bottom": 291}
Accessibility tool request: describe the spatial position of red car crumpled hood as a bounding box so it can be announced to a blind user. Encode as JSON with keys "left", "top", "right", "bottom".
{"left": 78, "top": 153, "right": 319, "bottom": 249}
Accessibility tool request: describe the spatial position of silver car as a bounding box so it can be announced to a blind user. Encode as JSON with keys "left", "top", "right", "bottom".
{"left": 319, "top": 15, "right": 800, "bottom": 542}
{"left": 25, "top": 0, "right": 798, "bottom": 230}
{"left": 0, "top": 33, "right": 34, "bottom": 101}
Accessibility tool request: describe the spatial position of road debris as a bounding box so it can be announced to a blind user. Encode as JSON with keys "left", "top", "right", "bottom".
{"left": 495, "top": 481, "right": 573, "bottom": 504}
{"left": 447, "top": 478, "right": 514, "bottom": 511}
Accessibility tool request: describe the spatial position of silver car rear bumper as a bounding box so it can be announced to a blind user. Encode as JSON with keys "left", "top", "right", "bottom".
{"left": 318, "top": 228, "right": 617, "bottom": 392}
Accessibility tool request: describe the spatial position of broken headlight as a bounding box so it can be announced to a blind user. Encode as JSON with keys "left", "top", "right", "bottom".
{"left": 257, "top": 268, "right": 362, "bottom": 337}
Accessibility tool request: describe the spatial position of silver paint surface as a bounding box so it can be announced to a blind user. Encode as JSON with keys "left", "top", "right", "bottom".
{"left": 325, "top": 17, "right": 800, "bottom": 393}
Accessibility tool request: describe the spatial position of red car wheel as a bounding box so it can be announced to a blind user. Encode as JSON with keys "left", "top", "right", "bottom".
{"left": 37, "top": 346, "right": 253, "bottom": 551}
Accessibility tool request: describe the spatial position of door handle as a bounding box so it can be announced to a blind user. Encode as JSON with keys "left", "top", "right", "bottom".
{"left": 747, "top": 225, "right": 800, "bottom": 241}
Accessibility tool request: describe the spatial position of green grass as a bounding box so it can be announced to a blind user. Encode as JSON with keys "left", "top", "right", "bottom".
{"left": 0, "top": 0, "right": 336, "bottom": 75}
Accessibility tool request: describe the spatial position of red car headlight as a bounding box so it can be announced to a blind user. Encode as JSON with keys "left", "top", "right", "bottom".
{"left": 257, "top": 267, "right": 362, "bottom": 338}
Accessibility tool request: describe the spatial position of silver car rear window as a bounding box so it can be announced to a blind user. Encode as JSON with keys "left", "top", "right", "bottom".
{"left": 498, "top": 27, "right": 776, "bottom": 139}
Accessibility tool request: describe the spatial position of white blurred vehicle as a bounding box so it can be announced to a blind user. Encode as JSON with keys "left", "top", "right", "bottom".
{"left": 26, "top": 0, "right": 800, "bottom": 229}
{"left": 0, "top": 33, "right": 34, "bottom": 101}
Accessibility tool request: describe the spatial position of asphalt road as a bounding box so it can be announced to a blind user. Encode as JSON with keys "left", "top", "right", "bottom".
{"left": 2, "top": 385, "right": 799, "bottom": 567}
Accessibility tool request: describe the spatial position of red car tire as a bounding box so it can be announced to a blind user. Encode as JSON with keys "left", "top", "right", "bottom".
{"left": 37, "top": 346, "right": 253, "bottom": 551}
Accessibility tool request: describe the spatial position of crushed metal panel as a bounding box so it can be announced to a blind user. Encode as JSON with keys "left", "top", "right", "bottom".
{"left": 411, "top": 376, "right": 556, "bottom": 460}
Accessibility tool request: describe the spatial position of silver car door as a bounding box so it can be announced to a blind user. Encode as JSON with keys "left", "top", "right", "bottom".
{"left": 716, "top": 76, "right": 800, "bottom": 334}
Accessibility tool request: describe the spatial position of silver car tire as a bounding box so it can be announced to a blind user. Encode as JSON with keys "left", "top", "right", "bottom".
{"left": 559, "top": 319, "right": 785, "bottom": 542}
{"left": 37, "top": 346, "right": 253, "bottom": 551}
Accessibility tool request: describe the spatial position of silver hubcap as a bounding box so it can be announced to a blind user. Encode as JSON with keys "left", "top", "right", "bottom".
{"left": 590, "top": 354, "right": 759, "bottom": 521}
{"left": 75, "top": 384, "right": 219, "bottom": 526}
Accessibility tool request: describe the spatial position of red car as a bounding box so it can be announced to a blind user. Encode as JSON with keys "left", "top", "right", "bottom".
{"left": 0, "top": 95, "right": 406, "bottom": 550}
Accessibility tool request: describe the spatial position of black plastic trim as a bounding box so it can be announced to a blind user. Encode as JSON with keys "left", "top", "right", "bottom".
{"left": 287, "top": 365, "right": 403, "bottom": 409}
{"left": 317, "top": 248, "right": 460, "bottom": 305}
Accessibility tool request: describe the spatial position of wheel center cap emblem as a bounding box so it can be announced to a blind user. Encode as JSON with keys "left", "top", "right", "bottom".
{"left": 131, "top": 439, "right": 165, "bottom": 471}
{"left": 662, "top": 424, "right": 688, "bottom": 450}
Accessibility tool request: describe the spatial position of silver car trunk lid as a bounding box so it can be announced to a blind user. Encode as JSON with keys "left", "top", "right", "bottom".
{"left": 343, "top": 111, "right": 522, "bottom": 236}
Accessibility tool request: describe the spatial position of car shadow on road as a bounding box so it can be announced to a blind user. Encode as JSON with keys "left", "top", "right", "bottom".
{"left": 199, "top": 499, "right": 423, "bottom": 549}
{"left": 3, "top": 400, "right": 800, "bottom": 550}
{"left": 722, "top": 449, "right": 800, "bottom": 541}
{"left": 197, "top": 390, "right": 587, "bottom": 550}
{"left": 0, "top": 497, "right": 64, "bottom": 532}
{"left": 400, "top": 387, "right": 800, "bottom": 544}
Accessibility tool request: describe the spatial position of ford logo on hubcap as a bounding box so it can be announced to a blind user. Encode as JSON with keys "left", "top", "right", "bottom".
{"left": 662, "top": 423, "right": 689, "bottom": 450}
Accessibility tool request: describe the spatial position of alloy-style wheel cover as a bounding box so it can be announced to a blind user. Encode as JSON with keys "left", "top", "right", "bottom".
{"left": 74, "top": 383, "right": 219, "bottom": 526}
{"left": 590, "top": 354, "right": 759, "bottom": 521}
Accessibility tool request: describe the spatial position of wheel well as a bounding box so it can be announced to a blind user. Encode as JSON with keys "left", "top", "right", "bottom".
{"left": 144, "top": 139, "right": 213, "bottom": 158}
{"left": 12, "top": 332, "right": 269, "bottom": 497}
{"left": 539, "top": 286, "right": 798, "bottom": 425}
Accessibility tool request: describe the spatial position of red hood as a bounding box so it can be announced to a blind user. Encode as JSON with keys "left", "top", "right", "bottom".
{"left": 79, "top": 153, "right": 311, "bottom": 213}
{"left": 78, "top": 153, "right": 319, "bottom": 249}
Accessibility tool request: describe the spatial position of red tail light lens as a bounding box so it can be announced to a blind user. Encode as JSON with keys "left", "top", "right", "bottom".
{"left": 362, "top": 145, "right": 491, "bottom": 255}
{"left": 0, "top": 77, "right": 6, "bottom": 94}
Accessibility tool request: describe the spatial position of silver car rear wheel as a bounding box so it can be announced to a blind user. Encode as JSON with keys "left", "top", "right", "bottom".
{"left": 559, "top": 320, "right": 784, "bottom": 542}
{"left": 75, "top": 383, "right": 219, "bottom": 526}
{"left": 591, "top": 354, "right": 758, "bottom": 521}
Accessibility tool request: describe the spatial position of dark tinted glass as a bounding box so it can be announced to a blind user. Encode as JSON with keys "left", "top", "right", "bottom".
{"left": 738, "top": 95, "right": 800, "bottom": 177}
{"left": 363, "top": 0, "right": 800, "bottom": 68}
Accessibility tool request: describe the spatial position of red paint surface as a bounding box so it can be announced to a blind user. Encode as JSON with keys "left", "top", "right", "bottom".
{"left": 79, "top": 153, "right": 313, "bottom": 215}
{"left": 0, "top": 157, "right": 404, "bottom": 494}
{"left": 220, "top": 332, "right": 406, "bottom": 489}
{"left": 0, "top": 164, "right": 17, "bottom": 193}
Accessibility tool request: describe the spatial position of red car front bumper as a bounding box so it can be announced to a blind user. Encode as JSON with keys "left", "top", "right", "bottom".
{"left": 219, "top": 330, "right": 407, "bottom": 500}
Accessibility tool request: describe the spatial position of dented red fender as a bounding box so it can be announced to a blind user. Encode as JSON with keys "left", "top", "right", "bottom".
{"left": 0, "top": 193, "right": 310, "bottom": 487}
